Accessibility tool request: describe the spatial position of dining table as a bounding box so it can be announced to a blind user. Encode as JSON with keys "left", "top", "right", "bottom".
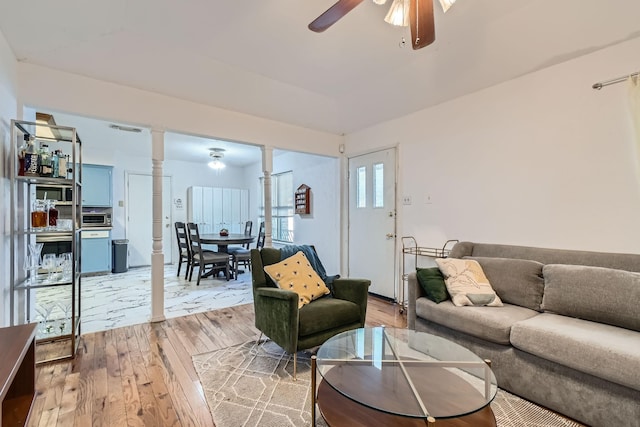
{"left": 198, "top": 233, "right": 256, "bottom": 279}
{"left": 199, "top": 233, "right": 255, "bottom": 253}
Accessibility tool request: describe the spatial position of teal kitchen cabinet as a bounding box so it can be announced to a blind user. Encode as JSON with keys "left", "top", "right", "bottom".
{"left": 81, "top": 229, "right": 112, "bottom": 274}
{"left": 83, "top": 164, "right": 113, "bottom": 207}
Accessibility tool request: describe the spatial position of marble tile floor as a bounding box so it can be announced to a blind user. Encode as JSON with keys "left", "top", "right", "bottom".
{"left": 32, "top": 264, "right": 254, "bottom": 335}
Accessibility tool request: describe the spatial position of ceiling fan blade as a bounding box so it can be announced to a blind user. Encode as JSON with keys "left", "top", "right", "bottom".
{"left": 409, "top": 0, "right": 435, "bottom": 49}
{"left": 308, "top": 0, "right": 366, "bottom": 33}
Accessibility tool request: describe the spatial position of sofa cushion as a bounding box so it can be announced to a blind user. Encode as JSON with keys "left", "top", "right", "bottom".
{"left": 467, "top": 257, "right": 544, "bottom": 311}
{"left": 415, "top": 297, "right": 538, "bottom": 345}
{"left": 264, "top": 251, "right": 330, "bottom": 308}
{"left": 416, "top": 267, "right": 449, "bottom": 303}
{"left": 542, "top": 264, "right": 640, "bottom": 332}
{"left": 298, "top": 297, "right": 361, "bottom": 337}
{"left": 511, "top": 313, "right": 640, "bottom": 392}
{"left": 436, "top": 258, "right": 503, "bottom": 307}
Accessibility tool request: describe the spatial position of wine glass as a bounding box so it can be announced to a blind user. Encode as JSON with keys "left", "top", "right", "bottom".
{"left": 23, "top": 254, "right": 34, "bottom": 285}
{"left": 42, "top": 253, "right": 57, "bottom": 283}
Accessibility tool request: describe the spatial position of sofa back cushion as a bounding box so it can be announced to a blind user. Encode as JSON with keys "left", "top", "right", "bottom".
{"left": 467, "top": 257, "right": 545, "bottom": 311}
{"left": 542, "top": 264, "right": 640, "bottom": 332}
{"left": 450, "top": 242, "right": 640, "bottom": 273}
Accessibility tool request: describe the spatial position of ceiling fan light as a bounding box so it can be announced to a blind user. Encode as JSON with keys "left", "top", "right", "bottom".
{"left": 372, "top": 0, "right": 387, "bottom": 4}
{"left": 208, "top": 159, "right": 226, "bottom": 170}
{"left": 384, "top": 0, "right": 410, "bottom": 27}
{"left": 208, "top": 147, "right": 226, "bottom": 170}
{"left": 439, "top": 0, "right": 456, "bottom": 13}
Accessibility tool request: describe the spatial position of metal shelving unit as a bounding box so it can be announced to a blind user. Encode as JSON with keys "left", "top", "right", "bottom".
{"left": 9, "top": 119, "right": 83, "bottom": 363}
{"left": 399, "top": 237, "right": 459, "bottom": 312}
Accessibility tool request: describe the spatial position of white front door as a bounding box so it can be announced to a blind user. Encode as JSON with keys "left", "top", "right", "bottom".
{"left": 348, "top": 148, "right": 397, "bottom": 299}
{"left": 127, "top": 173, "right": 172, "bottom": 267}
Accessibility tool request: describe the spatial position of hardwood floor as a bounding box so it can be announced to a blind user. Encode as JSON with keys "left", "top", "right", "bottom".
{"left": 28, "top": 297, "right": 406, "bottom": 427}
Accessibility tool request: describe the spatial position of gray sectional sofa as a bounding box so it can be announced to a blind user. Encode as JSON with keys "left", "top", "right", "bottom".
{"left": 407, "top": 241, "right": 640, "bottom": 427}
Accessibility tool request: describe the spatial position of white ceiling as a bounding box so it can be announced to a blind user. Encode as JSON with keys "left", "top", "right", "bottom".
{"left": 47, "top": 111, "right": 263, "bottom": 167}
{"left": 3, "top": 0, "right": 640, "bottom": 137}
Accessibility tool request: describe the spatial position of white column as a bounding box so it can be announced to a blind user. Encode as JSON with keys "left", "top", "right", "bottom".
{"left": 151, "top": 129, "right": 166, "bottom": 322}
{"left": 261, "top": 146, "right": 273, "bottom": 248}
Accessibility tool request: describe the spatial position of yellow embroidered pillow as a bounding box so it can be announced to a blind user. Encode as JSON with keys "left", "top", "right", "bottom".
{"left": 264, "top": 251, "right": 330, "bottom": 308}
{"left": 435, "top": 258, "right": 503, "bottom": 307}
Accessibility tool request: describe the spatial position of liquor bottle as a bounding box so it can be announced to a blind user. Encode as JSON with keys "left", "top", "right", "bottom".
{"left": 58, "top": 151, "right": 67, "bottom": 179}
{"left": 23, "top": 135, "right": 40, "bottom": 176}
{"left": 48, "top": 200, "right": 58, "bottom": 227}
{"left": 52, "top": 150, "right": 60, "bottom": 178}
{"left": 40, "top": 144, "right": 53, "bottom": 177}
{"left": 17, "top": 134, "right": 28, "bottom": 176}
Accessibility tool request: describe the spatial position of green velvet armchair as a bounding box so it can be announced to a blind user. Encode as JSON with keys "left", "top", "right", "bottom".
{"left": 250, "top": 247, "right": 371, "bottom": 378}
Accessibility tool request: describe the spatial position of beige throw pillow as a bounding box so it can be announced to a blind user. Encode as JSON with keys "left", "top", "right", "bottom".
{"left": 264, "top": 251, "right": 330, "bottom": 309}
{"left": 435, "top": 258, "right": 503, "bottom": 307}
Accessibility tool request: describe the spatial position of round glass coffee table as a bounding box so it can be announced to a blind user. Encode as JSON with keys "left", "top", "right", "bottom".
{"left": 311, "top": 327, "right": 498, "bottom": 426}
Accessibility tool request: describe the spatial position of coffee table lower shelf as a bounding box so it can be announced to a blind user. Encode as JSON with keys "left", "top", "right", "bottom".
{"left": 316, "top": 379, "right": 497, "bottom": 427}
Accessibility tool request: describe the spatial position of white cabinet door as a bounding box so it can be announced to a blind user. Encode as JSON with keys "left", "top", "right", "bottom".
{"left": 222, "top": 188, "right": 233, "bottom": 230}
{"left": 188, "top": 186, "right": 203, "bottom": 224}
{"left": 230, "top": 189, "right": 242, "bottom": 233}
{"left": 213, "top": 187, "right": 223, "bottom": 232}
{"left": 202, "top": 187, "right": 214, "bottom": 234}
{"left": 240, "top": 189, "right": 249, "bottom": 228}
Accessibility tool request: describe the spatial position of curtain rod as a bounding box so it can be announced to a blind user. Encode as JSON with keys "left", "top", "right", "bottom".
{"left": 592, "top": 71, "right": 639, "bottom": 90}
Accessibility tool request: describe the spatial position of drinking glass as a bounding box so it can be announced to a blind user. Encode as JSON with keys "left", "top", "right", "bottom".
{"left": 59, "top": 253, "right": 73, "bottom": 281}
{"left": 28, "top": 242, "right": 43, "bottom": 266}
{"left": 42, "top": 253, "right": 57, "bottom": 283}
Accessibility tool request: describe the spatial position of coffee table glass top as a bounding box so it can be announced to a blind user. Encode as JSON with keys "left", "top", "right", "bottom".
{"left": 315, "top": 327, "right": 497, "bottom": 420}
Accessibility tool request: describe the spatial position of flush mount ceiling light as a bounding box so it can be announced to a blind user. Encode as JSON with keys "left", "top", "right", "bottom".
{"left": 309, "top": 0, "right": 457, "bottom": 50}
{"left": 208, "top": 148, "right": 226, "bottom": 170}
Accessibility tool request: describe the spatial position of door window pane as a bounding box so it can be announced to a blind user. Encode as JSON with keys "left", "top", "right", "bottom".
{"left": 357, "top": 166, "right": 366, "bottom": 208}
{"left": 373, "top": 163, "right": 384, "bottom": 208}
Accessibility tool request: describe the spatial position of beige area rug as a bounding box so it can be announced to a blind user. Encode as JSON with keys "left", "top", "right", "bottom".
{"left": 192, "top": 340, "right": 585, "bottom": 427}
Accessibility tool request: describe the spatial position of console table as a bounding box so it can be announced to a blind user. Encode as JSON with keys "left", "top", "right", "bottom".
{"left": 0, "top": 324, "right": 36, "bottom": 427}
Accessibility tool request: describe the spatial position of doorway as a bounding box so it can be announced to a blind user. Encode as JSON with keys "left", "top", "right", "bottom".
{"left": 126, "top": 173, "right": 173, "bottom": 267}
{"left": 348, "top": 148, "right": 397, "bottom": 299}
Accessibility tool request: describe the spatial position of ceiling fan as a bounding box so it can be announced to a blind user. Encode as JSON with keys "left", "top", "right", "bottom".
{"left": 308, "top": 0, "right": 456, "bottom": 50}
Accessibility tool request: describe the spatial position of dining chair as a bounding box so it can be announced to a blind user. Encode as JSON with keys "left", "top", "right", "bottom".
{"left": 186, "top": 222, "right": 231, "bottom": 285}
{"left": 231, "top": 221, "right": 264, "bottom": 279}
{"left": 174, "top": 222, "right": 191, "bottom": 278}
{"left": 227, "top": 221, "right": 253, "bottom": 255}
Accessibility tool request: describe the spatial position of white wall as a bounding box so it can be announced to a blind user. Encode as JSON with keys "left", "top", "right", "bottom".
{"left": 17, "top": 63, "right": 343, "bottom": 158}
{"left": 0, "top": 29, "right": 18, "bottom": 326}
{"left": 83, "top": 143, "right": 250, "bottom": 263}
{"left": 346, "top": 37, "right": 640, "bottom": 255}
{"left": 245, "top": 151, "right": 341, "bottom": 274}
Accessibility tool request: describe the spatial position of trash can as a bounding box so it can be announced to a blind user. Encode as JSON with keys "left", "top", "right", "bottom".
{"left": 112, "top": 239, "right": 129, "bottom": 273}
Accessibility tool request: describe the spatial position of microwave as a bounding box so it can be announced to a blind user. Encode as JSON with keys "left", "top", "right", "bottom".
{"left": 35, "top": 185, "right": 73, "bottom": 205}
{"left": 82, "top": 212, "right": 112, "bottom": 227}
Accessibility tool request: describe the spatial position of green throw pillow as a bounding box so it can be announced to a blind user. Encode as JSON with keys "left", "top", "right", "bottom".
{"left": 416, "top": 267, "right": 449, "bottom": 303}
